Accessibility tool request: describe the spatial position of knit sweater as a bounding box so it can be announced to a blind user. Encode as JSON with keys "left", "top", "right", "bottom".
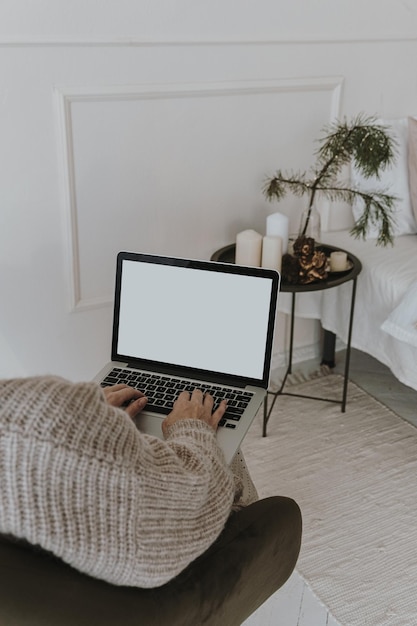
{"left": 0, "top": 376, "right": 236, "bottom": 588}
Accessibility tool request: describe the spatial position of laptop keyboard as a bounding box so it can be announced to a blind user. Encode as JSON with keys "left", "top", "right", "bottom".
{"left": 100, "top": 367, "right": 254, "bottom": 428}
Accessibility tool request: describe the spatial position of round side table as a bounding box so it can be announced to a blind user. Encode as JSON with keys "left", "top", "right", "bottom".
{"left": 211, "top": 243, "right": 362, "bottom": 436}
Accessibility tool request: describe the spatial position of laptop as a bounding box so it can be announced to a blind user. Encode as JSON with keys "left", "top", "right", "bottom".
{"left": 95, "top": 251, "right": 280, "bottom": 463}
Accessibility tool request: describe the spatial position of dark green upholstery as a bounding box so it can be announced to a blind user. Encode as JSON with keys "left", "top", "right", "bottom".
{"left": 0, "top": 496, "right": 301, "bottom": 626}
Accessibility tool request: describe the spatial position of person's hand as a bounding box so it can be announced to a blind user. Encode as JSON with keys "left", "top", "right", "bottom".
{"left": 162, "top": 388, "right": 227, "bottom": 437}
{"left": 103, "top": 384, "right": 148, "bottom": 419}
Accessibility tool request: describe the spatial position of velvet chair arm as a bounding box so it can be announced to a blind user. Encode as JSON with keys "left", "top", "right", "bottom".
{"left": 0, "top": 496, "right": 301, "bottom": 626}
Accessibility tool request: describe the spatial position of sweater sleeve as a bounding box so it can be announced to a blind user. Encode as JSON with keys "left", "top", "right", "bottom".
{"left": 0, "top": 376, "right": 236, "bottom": 588}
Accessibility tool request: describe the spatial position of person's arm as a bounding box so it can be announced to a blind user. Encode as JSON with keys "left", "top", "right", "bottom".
{"left": 98, "top": 383, "right": 235, "bottom": 587}
{"left": 0, "top": 377, "right": 236, "bottom": 589}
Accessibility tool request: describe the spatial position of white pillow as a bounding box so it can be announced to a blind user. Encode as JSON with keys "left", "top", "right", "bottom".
{"left": 351, "top": 118, "right": 417, "bottom": 237}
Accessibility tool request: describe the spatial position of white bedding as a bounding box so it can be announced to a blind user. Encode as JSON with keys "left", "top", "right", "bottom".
{"left": 381, "top": 280, "right": 417, "bottom": 349}
{"left": 278, "top": 230, "right": 417, "bottom": 391}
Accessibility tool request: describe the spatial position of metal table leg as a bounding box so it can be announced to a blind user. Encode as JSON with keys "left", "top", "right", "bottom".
{"left": 263, "top": 278, "right": 358, "bottom": 435}
{"left": 341, "top": 277, "right": 358, "bottom": 412}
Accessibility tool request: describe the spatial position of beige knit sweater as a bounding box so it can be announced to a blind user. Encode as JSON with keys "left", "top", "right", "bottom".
{"left": 0, "top": 376, "right": 236, "bottom": 588}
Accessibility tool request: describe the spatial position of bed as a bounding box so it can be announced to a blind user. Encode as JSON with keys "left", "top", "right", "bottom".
{"left": 320, "top": 230, "right": 417, "bottom": 391}
{"left": 278, "top": 117, "right": 417, "bottom": 391}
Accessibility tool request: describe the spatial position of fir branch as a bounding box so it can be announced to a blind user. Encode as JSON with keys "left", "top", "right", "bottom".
{"left": 263, "top": 173, "right": 312, "bottom": 201}
{"left": 263, "top": 114, "right": 399, "bottom": 246}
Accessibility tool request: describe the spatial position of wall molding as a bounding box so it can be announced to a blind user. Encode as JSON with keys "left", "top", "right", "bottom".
{"left": 2, "top": 37, "right": 417, "bottom": 48}
{"left": 54, "top": 76, "right": 343, "bottom": 312}
{"left": 57, "top": 75, "right": 344, "bottom": 103}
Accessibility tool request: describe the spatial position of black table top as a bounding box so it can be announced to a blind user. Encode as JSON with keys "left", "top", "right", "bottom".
{"left": 210, "top": 243, "right": 362, "bottom": 293}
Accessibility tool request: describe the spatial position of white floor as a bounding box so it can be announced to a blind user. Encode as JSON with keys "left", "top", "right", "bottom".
{"left": 242, "top": 348, "right": 417, "bottom": 626}
{"left": 243, "top": 570, "right": 340, "bottom": 626}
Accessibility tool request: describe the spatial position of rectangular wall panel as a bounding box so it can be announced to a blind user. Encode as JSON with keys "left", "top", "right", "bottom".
{"left": 56, "top": 77, "right": 342, "bottom": 310}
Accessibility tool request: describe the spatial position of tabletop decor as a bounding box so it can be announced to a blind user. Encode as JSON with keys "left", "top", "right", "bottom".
{"left": 265, "top": 211, "right": 289, "bottom": 253}
{"left": 235, "top": 229, "right": 263, "bottom": 266}
{"left": 329, "top": 250, "right": 348, "bottom": 272}
{"left": 263, "top": 114, "right": 399, "bottom": 249}
{"left": 282, "top": 235, "right": 328, "bottom": 284}
{"left": 261, "top": 235, "right": 282, "bottom": 272}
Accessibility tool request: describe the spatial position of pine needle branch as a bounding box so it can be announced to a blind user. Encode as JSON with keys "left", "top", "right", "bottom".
{"left": 263, "top": 114, "right": 399, "bottom": 246}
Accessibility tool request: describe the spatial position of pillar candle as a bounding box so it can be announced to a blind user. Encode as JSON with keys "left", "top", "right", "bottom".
{"left": 329, "top": 250, "right": 348, "bottom": 271}
{"left": 235, "top": 229, "right": 263, "bottom": 267}
{"left": 261, "top": 235, "right": 282, "bottom": 272}
{"left": 266, "top": 212, "right": 289, "bottom": 254}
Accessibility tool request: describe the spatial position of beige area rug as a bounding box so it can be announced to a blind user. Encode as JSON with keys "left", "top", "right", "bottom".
{"left": 242, "top": 373, "right": 417, "bottom": 626}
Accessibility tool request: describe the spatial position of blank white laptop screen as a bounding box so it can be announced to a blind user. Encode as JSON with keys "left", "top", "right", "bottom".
{"left": 117, "top": 260, "right": 274, "bottom": 381}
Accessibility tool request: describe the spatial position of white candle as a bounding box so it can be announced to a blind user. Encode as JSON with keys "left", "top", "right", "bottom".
{"left": 330, "top": 250, "right": 348, "bottom": 271}
{"left": 261, "top": 236, "right": 282, "bottom": 272}
{"left": 235, "top": 229, "right": 263, "bottom": 267}
{"left": 266, "top": 212, "right": 289, "bottom": 254}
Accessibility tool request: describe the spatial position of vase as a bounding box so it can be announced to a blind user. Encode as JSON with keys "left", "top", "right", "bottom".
{"left": 298, "top": 204, "right": 321, "bottom": 242}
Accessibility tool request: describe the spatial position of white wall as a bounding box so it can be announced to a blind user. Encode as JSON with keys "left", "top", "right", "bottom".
{"left": 1, "top": 0, "right": 417, "bottom": 381}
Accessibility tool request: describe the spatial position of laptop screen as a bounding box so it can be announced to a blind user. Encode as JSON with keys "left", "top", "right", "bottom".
{"left": 112, "top": 253, "right": 279, "bottom": 387}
